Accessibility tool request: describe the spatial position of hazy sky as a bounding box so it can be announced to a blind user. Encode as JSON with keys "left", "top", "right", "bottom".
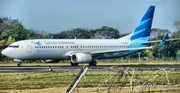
{"left": 0, "top": 0, "right": 180, "bottom": 33}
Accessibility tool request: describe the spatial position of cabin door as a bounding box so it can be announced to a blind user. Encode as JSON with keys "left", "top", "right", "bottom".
{"left": 26, "top": 43, "right": 32, "bottom": 53}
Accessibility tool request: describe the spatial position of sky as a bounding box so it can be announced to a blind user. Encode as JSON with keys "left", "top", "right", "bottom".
{"left": 0, "top": 0, "right": 180, "bottom": 34}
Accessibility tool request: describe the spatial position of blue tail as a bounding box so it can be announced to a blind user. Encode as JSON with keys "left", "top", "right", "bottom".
{"left": 130, "top": 6, "right": 155, "bottom": 40}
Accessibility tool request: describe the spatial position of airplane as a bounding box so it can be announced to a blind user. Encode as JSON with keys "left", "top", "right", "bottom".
{"left": 2, "top": 6, "right": 158, "bottom": 67}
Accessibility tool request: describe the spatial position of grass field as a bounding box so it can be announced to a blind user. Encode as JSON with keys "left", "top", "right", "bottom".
{"left": 0, "top": 68, "right": 180, "bottom": 93}
{"left": 0, "top": 60, "right": 180, "bottom": 93}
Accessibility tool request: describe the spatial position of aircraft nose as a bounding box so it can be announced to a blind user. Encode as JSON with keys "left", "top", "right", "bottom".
{"left": 1, "top": 49, "right": 9, "bottom": 56}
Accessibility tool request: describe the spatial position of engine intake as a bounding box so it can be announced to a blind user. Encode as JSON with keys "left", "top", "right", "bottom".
{"left": 71, "top": 53, "right": 92, "bottom": 63}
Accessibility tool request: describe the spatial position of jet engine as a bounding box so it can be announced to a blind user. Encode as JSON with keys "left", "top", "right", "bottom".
{"left": 71, "top": 53, "right": 92, "bottom": 63}
{"left": 41, "top": 60, "right": 60, "bottom": 63}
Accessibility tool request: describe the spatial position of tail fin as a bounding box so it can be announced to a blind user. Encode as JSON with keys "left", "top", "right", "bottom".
{"left": 130, "top": 6, "right": 155, "bottom": 40}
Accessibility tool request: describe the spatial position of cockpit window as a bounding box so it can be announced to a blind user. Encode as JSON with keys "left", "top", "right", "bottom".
{"left": 8, "top": 45, "right": 19, "bottom": 48}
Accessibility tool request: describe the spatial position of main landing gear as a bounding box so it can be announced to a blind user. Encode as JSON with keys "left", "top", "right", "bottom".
{"left": 17, "top": 62, "right": 22, "bottom": 67}
{"left": 89, "top": 61, "right": 97, "bottom": 66}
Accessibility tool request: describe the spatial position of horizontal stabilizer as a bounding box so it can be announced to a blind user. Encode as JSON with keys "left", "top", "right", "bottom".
{"left": 143, "top": 38, "right": 178, "bottom": 44}
{"left": 157, "top": 33, "right": 168, "bottom": 47}
{"left": 50, "top": 36, "right": 54, "bottom": 39}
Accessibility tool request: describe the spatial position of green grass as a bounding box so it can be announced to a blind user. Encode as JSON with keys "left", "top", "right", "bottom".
{"left": 0, "top": 70, "right": 180, "bottom": 90}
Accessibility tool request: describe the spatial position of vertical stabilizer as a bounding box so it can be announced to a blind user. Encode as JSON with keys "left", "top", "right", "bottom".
{"left": 130, "top": 6, "right": 155, "bottom": 40}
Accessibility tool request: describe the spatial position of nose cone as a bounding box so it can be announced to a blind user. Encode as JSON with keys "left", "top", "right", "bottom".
{"left": 1, "top": 49, "right": 8, "bottom": 57}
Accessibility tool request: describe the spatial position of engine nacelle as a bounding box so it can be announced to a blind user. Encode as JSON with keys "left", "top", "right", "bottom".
{"left": 41, "top": 60, "right": 60, "bottom": 63}
{"left": 71, "top": 53, "right": 92, "bottom": 63}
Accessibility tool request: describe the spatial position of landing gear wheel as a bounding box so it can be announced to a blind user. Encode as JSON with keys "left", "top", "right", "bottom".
{"left": 71, "top": 62, "right": 78, "bottom": 66}
{"left": 17, "top": 62, "right": 22, "bottom": 67}
{"left": 89, "top": 61, "right": 97, "bottom": 66}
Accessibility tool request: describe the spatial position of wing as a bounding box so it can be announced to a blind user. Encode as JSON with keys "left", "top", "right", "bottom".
{"left": 91, "top": 47, "right": 152, "bottom": 55}
{"left": 65, "top": 47, "right": 152, "bottom": 57}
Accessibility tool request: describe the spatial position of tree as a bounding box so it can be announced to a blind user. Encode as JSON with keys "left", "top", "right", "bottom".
{"left": 176, "top": 50, "right": 180, "bottom": 59}
{"left": 5, "top": 36, "right": 15, "bottom": 46}
{"left": 55, "top": 27, "right": 121, "bottom": 39}
{"left": 150, "top": 28, "right": 172, "bottom": 59}
{"left": 142, "top": 49, "right": 153, "bottom": 59}
{"left": 0, "top": 17, "right": 27, "bottom": 41}
{"left": 0, "top": 40, "right": 5, "bottom": 49}
{"left": 168, "top": 30, "right": 180, "bottom": 58}
{"left": 150, "top": 28, "right": 170, "bottom": 40}
{"left": 70, "top": 28, "right": 92, "bottom": 39}
{"left": 1, "top": 24, "right": 26, "bottom": 41}
{"left": 93, "top": 26, "right": 120, "bottom": 39}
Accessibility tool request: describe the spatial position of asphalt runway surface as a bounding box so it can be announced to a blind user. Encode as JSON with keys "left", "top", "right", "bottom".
{"left": 0, "top": 65, "right": 180, "bottom": 72}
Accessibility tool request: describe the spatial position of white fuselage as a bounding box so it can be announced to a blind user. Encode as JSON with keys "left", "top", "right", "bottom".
{"left": 2, "top": 39, "right": 133, "bottom": 60}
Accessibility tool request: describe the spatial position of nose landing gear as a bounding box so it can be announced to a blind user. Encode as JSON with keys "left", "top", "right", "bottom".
{"left": 13, "top": 59, "right": 22, "bottom": 67}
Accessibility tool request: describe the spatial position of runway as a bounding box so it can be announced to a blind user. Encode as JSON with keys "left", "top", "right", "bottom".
{"left": 0, "top": 65, "right": 180, "bottom": 72}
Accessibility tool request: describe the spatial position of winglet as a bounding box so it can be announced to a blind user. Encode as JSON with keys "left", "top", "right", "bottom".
{"left": 158, "top": 33, "right": 168, "bottom": 47}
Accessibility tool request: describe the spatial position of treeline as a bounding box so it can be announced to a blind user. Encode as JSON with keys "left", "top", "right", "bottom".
{"left": 0, "top": 17, "right": 180, "bottom": 61}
